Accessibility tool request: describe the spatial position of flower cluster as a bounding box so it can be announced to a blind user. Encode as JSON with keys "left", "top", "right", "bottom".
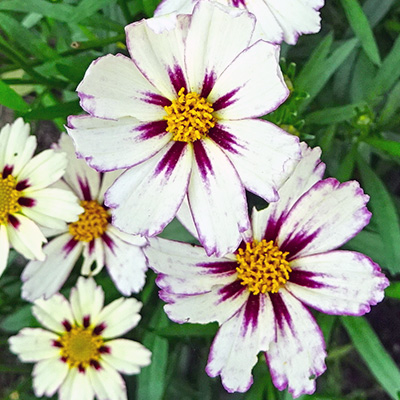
{"left": 4, "top": 0, "right": 391, "bottom": 399}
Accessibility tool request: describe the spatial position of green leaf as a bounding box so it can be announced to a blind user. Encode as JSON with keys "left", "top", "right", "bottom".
{"left": 357, "top": 155, "right": 400, "bottom": 274}
{"left": 154, "top": 322, "right": 218, "bottom": 338}
{"left": 342, "top": 316, "right": 400, "bottom": 400}
{"left": 363, "top": 0, "right": 396, "bottom": 28}
{"left": 340, "top": 0, "right": 381, "bottom": 66}
{"left": 364, "top": 137, "right": 400, "bottom": 157}
{"left": 137, "top": 307, "right": 169, "bottom": 400}
{"left": 385, "top": 281, "right": 400, "bottom": 300}
{"left": 0, "top": 305, "right": 38, "bottom": 332}
{"left": 70, "top": 0, "right": 118, "bottom": 23}
{"left": 350, "top": 50, "right": 377, "bottom": 102}
{"left": 378, "top": 80, "right": 400, "bottom": 125}
{"left": 305, "top": 103, "right": 363, "bottom": 125}
{"left": 0, "top": 80, "right": 30, "bottom": 112}
{"left": 141, "top": 0, "right": 160, "bottom": 17}
{"left": 335, "top": 144, "right": 357, "bottom": 182}
{"left": 24, "top": 101, "right": 81, "bottom": 121}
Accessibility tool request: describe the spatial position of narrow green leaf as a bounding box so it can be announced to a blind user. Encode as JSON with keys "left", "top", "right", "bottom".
{"left": 318, "top": 124, "right": 336, "bottom": 155}
{"left": 0, "top": 80, "right": 30, "bottom": 112}
{"left": 364, "top": 137, "right": 400, "bottom": 158}
{"left": 342, "top": 316, "right": 400, "bottom": 400}
{"left": 385, "top": 281, "right": 400, "bottom": 300}
{"left": 368, "top": 34, "right": 400, "bottom": 99}
{"left": 378, "top": 80, "right": 400, "bottom": 125}
{"left": 154, "top": 322, "right": 218, "bottom": 338}
{"left": 363, "top": 0, "right": 396, "bottom": 28}
{"left": 357, "top": 155, "right": 400, "bottom": 274}
{"left": 298, "top": 38, "right": 358, "bottom": 110}
{"left": 141, "top": 0, "right": 160, "bottom": 17}
{"left": 350, "top": 50, "right": 376, "bottom": 102}
{"left": 0, "top": 305, "right": 38, "bottom": 332}
{"left": 335, "top": 144, "right": 357, "bottom": 182}
{"left": 24, "top": 101, "right": 81, "bottom": 121}
{"left": 340, "top": 0, "right": 381, "bottom": 65}
{"left": 305, "top": 103, "right": 363, "bottom": 125}
{"left": 70, "top": 0, "right": 118, "bottom": 23}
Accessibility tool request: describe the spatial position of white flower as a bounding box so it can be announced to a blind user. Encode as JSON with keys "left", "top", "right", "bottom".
{"left": 145, "top": 143, "right": 389, "bottom": 397}
{"left": 21, "top": 134, "right": 149, "bottom": 301}
{"left": 67, "top": 1, "right": 301, "bottom": 257}
{"left": 155, "top": 0, "right": 325, "bottom": 45}
{"left": 9, "top": 277, "right": 151, "bottom": 400}
{"left": 0, "top": 119, "right": 82, "bottom": 277}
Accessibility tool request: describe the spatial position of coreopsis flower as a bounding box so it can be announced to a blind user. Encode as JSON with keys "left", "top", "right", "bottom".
{"left": 67, "top": 0, "right": 300, "bottom": 257}
{"left": 9, "top": 277, "right": 151, "bottom": 400}
{"left": 0, "top": 119, "right": 82, "bottom": 277}
{"left": 21, "top": 134, "right": 148, "bottom": 301}
{"left": 145, "top": 143, "right": 389, "bottom": 397}
{"left": 155, "top": 0, "right": 325, "bottom": 45}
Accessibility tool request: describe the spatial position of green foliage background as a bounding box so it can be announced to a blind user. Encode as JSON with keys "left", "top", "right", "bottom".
{"left": 0, "top": 0, "right": 400, "bottom": 399}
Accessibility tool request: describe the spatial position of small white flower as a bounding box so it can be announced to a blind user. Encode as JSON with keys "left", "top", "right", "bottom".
{"left": 145, "top": 143, "right": 389, "bottom": 397}
{"left": 67, "top": 1, "right": 301, "bottom": 257}
{"left": 0, "top": 119, "right": 82, "bottom": 277}
{"left": 9, "top": 277, "right": 151, "bottom": 400}
{"left": 155, "top": 0, "right": 325, "bottom": 45}
{"left": 21, "top": 134, "right": 149, "bottom": 301}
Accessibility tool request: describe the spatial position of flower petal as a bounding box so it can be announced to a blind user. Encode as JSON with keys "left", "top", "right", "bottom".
{"left": 68, "top": 115, "right": 171, "bottom": 172}
{"left": 155, "top": 0, "right": 198, "bottom": 16}
{"left": 59, "top": 368, "right": 95, "bottom": 400}
{"left": 21, "top": 233, "right": 83, "bottom": 301}
{"left": 102, "top": 339, "right": 152, "bottom": 375}
{"left": 287, "top": 250, "right": 389, "bottom": 316}
{"left": 210, "top": 40, "right": 288, "bottom": 119}
{"left": 146, "top": 237, "right": 237, "bottom": 294}
{"left": 105, "top": 141, "right": 192, "bottom": 237}
{"left": 33, "top": 357, "right": 69, "bottom": 398}
{"left": 175, "top": 196, "right": 199, "bottom": 239}
{"left": 185, "top": 1, "right": 255, "bottom": 93}
{"left": 69, "top": 277, "right": 105, "bottom": 325}
{"left": 267, "top": 289, "right": 326, "bottom": 398}
{"left": 211, "top": 120, "right": 300, "bottom": 202}
{"left": 252, "top": 143, "right": 325, "bottom": 241}
{"left": 125, "top": 13, "right": 189, "bottom": 99}
{"left": 0, "top": 225, "right": 9, "bottom": 277}
{"left": 7, "top": 214, "right": 46, "bottom": 261}
{"left": 97, "top": 297, "right": 142, "bottom": 339}
{"left": 206, "top": 293, "right": 276, "bottom": 392}
{"left": 32, "top": 294, "right": 74, "bottom": 333}
{"left": 188, "top": 139, "right": 249, "bottom": 256}
{"left": 277, "top": 178, "right": 371, "bottom": 258}
{"left": 103, "top": 232, "right": 148, "bottom": 296}
{"left": 8, "top": 328, "right": 59, "bottom": 362}
{"left": 77, "top": 54, "right": 166, "bottom": 121}
{"left": 162, "top": 280, "right": 249, "bottom": 325}
{"left": 87, "top": 361, "right": 127, "bottom": 400}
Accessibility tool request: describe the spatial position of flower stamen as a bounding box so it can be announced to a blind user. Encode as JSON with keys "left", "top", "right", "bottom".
{"left": 69, "top": 200, "right": 109, "bottom": 242}
{"left": 164, "top": 87, "right": 216, "bottom": 142}
{"left": 0, "top": 173, "right": 21, "bottom": 225}
{"left": 236, "top": 240, "right": 291, "bottom": 295}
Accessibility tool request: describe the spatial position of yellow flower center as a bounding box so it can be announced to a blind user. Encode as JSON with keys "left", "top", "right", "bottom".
{"left": 164, "top": 87, "right": 216, "bottom": 142}
{"left": 68, "top": 200, "right": 109, "bottom": 242}
{"left": 236, "top": 240, "right": 291, "bottom": 295}
{"left": 59, "top": 326, "right": 104, "bottom": 369}
{"left": 0, "top": 173, "right": 21, "bottom": 225}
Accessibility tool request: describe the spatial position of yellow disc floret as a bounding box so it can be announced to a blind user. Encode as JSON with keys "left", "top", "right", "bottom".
{"left": 236, "top": 240, "right": 291, "bottom": 295}
{"left": 164, "top": 87, "right": 216, "bottom": 142}
{"left": 0, "top": 173, "right": 21, "bottom": 225}
{"left": 69, "top": 200, "right": 109, "bottom": 242}
{"left": 59, "top": 326, "right": 104, "bottom": 369}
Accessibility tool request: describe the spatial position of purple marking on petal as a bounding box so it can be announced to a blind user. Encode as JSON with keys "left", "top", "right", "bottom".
{"left": 16, "top": 179, "right": 30, "bottom": 191}
{"left": 101, "top": 232, "right": 114, "bottom": 251}
{"left": 243, "top": 294, "right": 260, "bottom": 332}
{"left": 62, "top": 320, "right": 72, "bottom": 332}
{"left": 141, "top": 92, "right": 171, "bottom": 107}
{"left": 61, "top": 356, "right": 68, "bottom": 363}
{"left": 78, "top": 177, "right": 92, "bottom": 201}
{"left": 63, "top": 238, "right": 79, "bottom": 255}
{"left": 289, "top": 270, "right": 326, "bottom": 289}
{"left": 232, "top": 0, "right": 246, "bottom": 6}
{"left": 90, "top": 360, "right": 102, "bottom": 370}
{"left": 196, "top": 261, "right": 237, "bottom": 274}
{"left": 212, "top": 88, "right": 240, "bottom": 111}
{"left": 201, "top": 71, "right": 217, "bottom": 99}
{"left": 262, "top": 218, "right": 280, "bottom": 243}
{"left": 99, "top": 345, "right": 110, "bottom": 354}
{"left": 193, "top": 140, "right": 213, "bottom": 179}
{"left": 219, "top": 280, "right": 246, "bottom": 302}
{"left": 136, "top": 120, "right": 168, "bottom": 140}
{"left": 8, "top": 215, "right": 20, "bottom": 229}
{"left": 2, "top": 165, "right": 13, "bottom": 178}
{"left": 18, "top": 197, "right": 35, "bottom": 208}
{"left": 83, "top": 315, "right": 90, "bottom": 328}
{"left": 168, "top": 64, "right": 187, "bottom": 94}
{"left": 208, "top": 125, "right": 240, "bottom": 154}
{"left": 88, "top": 240, "right": 95, "bottom": 255}
{"left": 93, "top": 322, "right": 106, "bottom": 335}
{"left": 280, "top": 230, "right": 320, "bottom": 260}
{"left": 270, "top": 293, "right": 292, "bottom": 331}
{"left": 155, "top": 141, "right": 187, "bottom": 178}
{"left": 78, "top": 364, "right": 86, "bottom": 373}
{"left": 52, "top": 340, "right": 62, "bottom": 348}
